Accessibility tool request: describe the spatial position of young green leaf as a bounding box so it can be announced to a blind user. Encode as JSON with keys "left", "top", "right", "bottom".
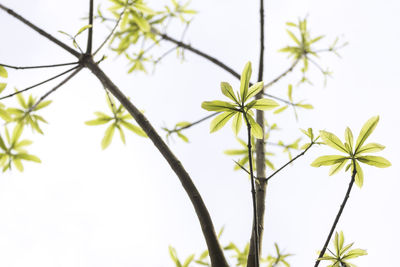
{"left": 354, "top": 116, "right": 379, "bottom": 153}
{"left": 231, "top": 112, "right": 242, "bottom": 136}
{"left": 244, "top": 81, "right": 264, "bottom": 102}
{"left": 101, "top": 123, "right": 116, "bottom": 150}
{"left": 120, "top": 121, "right": 147, "bottom": 137}
{"left": 246, "top": 115, "right": 263, "bottom": 139}
{"left": 0, "top": 66, "right": 8, "bottom": 78}
{"left": 329, "top": 159, "right": 349, "bottom": 176}
{"left": 311, "top": 155, "right": 348, "bottom": 167}
{"left": 251, "top": 98, "right": 279, "bottom": 111}
{"left": 239, "top": 62, "right": 252, "bottom": 103}
{"left": 221, "top": 82, "right": 238, "bottom": 103}
{"left": 319, "top": 130, "right": 348, "bottom": 153}
{"left": 0, "top": 83, "right": 6, "bottom": 93}
{"left": 274, "top": 105, "right": 288, "bottom": 114}
{"left": 201, "top": 100, "right": 237, "bottom": 112}
{"left": 356, "top": 143, "right": 385, "bottom": 154}
{"left": 354, "top": 161, "right": 364, "bottom": 188}
{"left": 209, "top": 112, "right": 235, "bottom": 133}
{"left": 356, "top": 156, "right": 391, "bottom": 168}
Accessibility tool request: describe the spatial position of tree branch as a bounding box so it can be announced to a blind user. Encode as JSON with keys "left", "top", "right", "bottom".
{"left": 84, "top": 57, "right": 229, "bottom": 267}
{"left": 0, "top": 65, "right": 80, "bottom": 101}
{"left": 86, "top": 0, "right": 94, "bottom": 54}
{"left": 28, "top": 67, "right": 83, "bottom": 113}
{"left": 264, "top": 58, "right": 300, "bottom": 89}
{"left": 0, "top": 62, "right": 79, "bottom": 70}
{"left": 167, "top": 112, "right": 219, "bottom": 134}
{"left": 314, "top": 164, "right": 357, "bottom": 267}
{"left": 0, "top": 3, "right": 81, "bottom": 58}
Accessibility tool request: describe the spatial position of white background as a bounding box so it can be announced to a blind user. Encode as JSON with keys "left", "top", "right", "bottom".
{"left": 0, "top": 0, "right": 399, "bottom": 266}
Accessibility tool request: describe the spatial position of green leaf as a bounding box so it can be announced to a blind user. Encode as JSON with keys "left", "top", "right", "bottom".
{"left": 0, "top": 66, "right": 8, "bottom": 78}
{"left": 13, "top": 158, "right": 24, "bottom": 172}
{"left": 354, "top": 161, "right": 364, "bottom": 188}
{"left": 75, "top": 24, "right": 92, "bottom": 36}
{"left": 239, "top": 62, "right": 252, "bottom": 103}
{"left": 201, "top": 100, "right": 237, "bottom": 112}
{"left": 85, "top": 118, "right": 112, "bottom": 125}
{"left": 357, "top": 156, "right": 391, "bottom": 168}
{"left": 209, "top": 112, "right": 235, "bottom": 133}
{"left": 120, "top": 121, "right": 147, "bottom": 137}
{"left": 11, "top": 123, "right": 24, "bottom": 145}
{"left": 274, "top": 105, "right": 288, "bottom": 114}
{"left": 288, "top": 84, "right": 293, "bottom": 102}
{"left": 182, "top": 254, "right": 195, "bottom": 267}
{"left": 224, "top": 149, "right": 247, "bottom": 155}
{"left": 101, "top": 123, "right": 116, "bottom": 149}
{"left": 311, "top": 155, "right": 348, "bottom": 167}
{"left": 0, "top": 108, "right": 11, "bottom": 122}
{"left": 116, "top": 125, "right": 126, "bottom": 144}
{"left": 247, "top": 114, "right": 263, "bottom": 139}
{"left": 15, "top": 90, "right": 27, "bottom": 109}
{"left": 0, "top": 83, "right": 6, "bottom": 93}
{"left": 329, "top": 159, "right": 349, "bottom": 176}
{"left": 231, "top": 112, "right": 242, "bottom": 136}
{"left": 354, "top": 116, "right": 379, "bottom": 153}
{"left": 244, "top": 81, "right": 264, "bottom": 102}
{"left": 286, "top": 29, "right": 300, "bottom": 45}
{"left": 177, "top": 132, "right": 189, "bottom": 143}
{"left": 134, "top": 3, "right": 156, "bottom": 14}
{"left": 320, "top": 130, "right": 348, "bottom": 153}
{"left": 310, "top": 35, "right": 325, "bottom": 44}
{"left": 133, "top": 13, "right": 151, "bottom": 32}
{"left": 34, "top": 100, "right": 52, "bottom": 110}
{"left": 220, "top": 82, "right": 238, "bottom": 103}
{"left": 344, "top": 127, "right": 354, "bottom": 153}
{"left": 251, "top": 98, "right": 279, "bottom": 111}
{"left": 0, "top": 135, "right": 7, "bottom": 151}
{"left": 356, "top": 143, "right": 385, "bottom": 154}
{"left": 15, "top": 153, "right": 41, "bottom": 163}
{"left": 296, "top": 103, "right": 313, "bottom": 109}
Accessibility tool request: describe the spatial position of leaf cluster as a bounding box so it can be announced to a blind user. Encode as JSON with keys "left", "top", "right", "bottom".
{"left": 85, "top": 94, "right": 147, "bottom": 149}
{"left": 319, "top": 231, "right": 367, "bottom": 267}
{"left": 311, "top": 116, "right": 391, "bottom": 187}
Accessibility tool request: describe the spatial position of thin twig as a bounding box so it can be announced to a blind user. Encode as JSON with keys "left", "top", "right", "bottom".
{"left": 260, "top": 141, "right": 315, "bottom": 183}
{"left": 28, "top": 67, "right": 83, "bottom": 113}
{"left": 264, "top": 58, "right": 300, "bottom": 89}
{"left": 86, "top": 0, "right": 94, "bottom": 54}
{"left": 154, "top": 46, "right": 178, "bottom": 64}
{"left": 0, "top": 3, "right": 80, "bottom": 58}
{"left": 263, "top": 93, "right": 294, "bottom": 106}
{"left": 0, "top": 62, "right": 79, "bottom": 70}
{"left": 168, "top": 112, "right": 219, "bottom": 133}
{"left": 0, "top": 65, "right": 80, "bottom": 101}
{"left": 314, "top": 164, "right": 357, "bottom": 267}
{"left": 94, "top": 6, "right": 127, "bottom": 56}
{"left": 243, "top": 113, "right": 260, "bottom": 267}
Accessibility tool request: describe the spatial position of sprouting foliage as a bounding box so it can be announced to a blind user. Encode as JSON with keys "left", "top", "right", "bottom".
{"left": 58, "top": 24, "right": 93, "bottom": 52}
{"left": 0, "top": 124, "right": 41, "bottom": 172}
{"left": 318, "top": 231, "right": 367, "bottom": 267}
{"left": 85, "top": 93, "right": 147, "bottom": 149}
{"left": 311, "top": 116, "right": 391, "bottom": 187}
{"left": 264, "top": 243, "right": 293, "bottom": 267}
{"left": 202, "top": 62, "right": 279, "bottom": 139}
{"left": 273, "top": 84, "right": 313, "bottom": 120}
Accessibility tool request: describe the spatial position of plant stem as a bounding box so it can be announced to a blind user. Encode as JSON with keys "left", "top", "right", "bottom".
{"left": 86, "top": 0, "right": 94, "bottom": 54}
{"left": 0, "top": 62, "right": 79, "bottom": 70}
{"left": 314, "top": 165, "right": 357, "bottom": 267}
{"left": 0, "top": 3, "right": 80, "bottom": 58}
{"left": 84, "top": 57, "right": 229, "bottom": 267}
{"left": 243, "top": 114, "right": 260, "bottom": 267}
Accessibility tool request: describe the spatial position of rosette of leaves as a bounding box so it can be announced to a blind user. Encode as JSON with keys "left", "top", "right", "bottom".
{"left": 85, "top": 94, "right": 147, "bottom": 149}
{"left": 0, "top": 124, "right": 41, "bottom": 172}
{"left": 166, "top": 0, "right": 197, "bottom": 23}
{"left": 273, "top": 84, "right": 313, "bottom": 120}
{"left": 265, "top": 243, "right": 293, "bottom": 267}
{"left": 318, "top": 231, "right": 367, "bottom": 267}
{"left": 201, "top": 62, "right": 279, "bottom": 139}
{"left": 311, "top": 116, "right": 391, "bottom": 187}
{"left": 6, "top": 90, "right": 51, "bottom": 134}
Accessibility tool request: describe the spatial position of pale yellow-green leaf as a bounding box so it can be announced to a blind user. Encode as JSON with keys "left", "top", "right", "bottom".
{"left": 133, "top": 13, "right": 150, "bottom": 32}
{"left": 343, "top": 249, "right": 368, "bottom": 259}
{"left": 311, "top": 155, "right": 348, "bottom": 167}
{"left": 116, "top": 125, "right": 126, "bottom": 144}
{"left": 177, "top": 132, "right": 189, "bottom": 143}
{"left": 320, "top": 130, "right": 348, "bottom": 153}
{"left": 75, "top": 24, "right": 92, "bottom": 36}
{"left": 15, "top": 89, "right": 27, "bottom": 109}
{"left": 329, "top": 159, "right": 349, "bottom": 176}
{"left": 357, "top": 156, "right": 391, "bottom": 168}
{"left": 220, "top": 82, "right": 238, "bottom": 103}
{"left": 11, "top": 123, "right": 24, "bottom": 145}
{"left": 134, "top": 3, "right": 156, "bottom": 14}
{"left": 355, "top": 116, "right": 379, "bottom": 153}
{"left": 239, "top": 62, "right": 252, "bottom": 103}
{"left": 231, "top": 112, "right": 242, "bottom": 136}
{"left": 16, "top": 153, "right": 41, "bottom": 163}
{"left": 224, "top": 149, "right": 247, "bottom": 155}
{"left": 288, "top": 84, "right": 293, "bottom": 102}
{"left": 201, "top": 100, "right": 236, "bottom": 112}
{"left": 35, "top": 100, "right": 52, "bottom": 110}
{"left": 354, "top": 161, "right": 364, "bottom": 188}
{"left": 244, "top": 81, "right": 264, "bottom": 102}
{"left": 0, "top": 83, "right": 6, "bottom": 93}
{"left": 85, "top": 118, "right": 112, "bottom": 125}
{"left": 120, "top": 121, "right": 147, "bottom": 137}
{"left": 274, "top": 105, "right": 288, "bottom": 114}
{"left": 297, "top": 103, "right": 313, "bottom": 109}
{"left": 247, "top": 115, "right": 263, "bottom": 139}
{"left": 356, "top": 143, "right": 385, "bottom": 155}
{"left": 286, "top": 29, "right": 300, "bottom": 45}
{"left": 210, "top": 112, "right": 235, "bottom": 133}
{"left": 251, "top": 98, "right": 279, "bottom": 111}
{"left": 101, "top": 123, "right": 116, "bottom": 149}
{"left": 0, "top": 66, "right": 8, "bottom": 78}
{"left": 0, "top": 108, "right": 11, "bottom": 122}
{"left": 344, "top": 127, "right": 354, "bottom": 153}
{"left": 13, "top": 158, "right": 24, "bottom": 172}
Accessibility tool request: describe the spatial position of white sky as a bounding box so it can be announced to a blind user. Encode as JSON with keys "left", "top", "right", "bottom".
{"left": 0, "top": 0, "right": 399, "bottom": 266}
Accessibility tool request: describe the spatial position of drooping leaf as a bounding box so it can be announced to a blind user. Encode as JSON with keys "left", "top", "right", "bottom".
{"left": 311, "top": 155, "right": 348, "bottom": 167}
{"left": 209, "top": 112, "right": 235, "bottom": 133}
{"left": 231, "top": 112, "right": 242, "bottom": 136}
{"left": 357, "top": 156, "right": 391, "bottom": 168}
{"left": 354, "top": 161, "right": 364, "bottom": 188}
{"left": 246, "top": 114, "right": 263, "bottom": 139}
{"left": 201, "top": 100, "right": 237, "bottom": 112}
{"left": 320, "top": 130, "right": 348, "bottom": 153}
{"left": 177, "top": 132, "right": 189, "bottom": 143}
{"left": 101, "top": 123, "right": 116, "bottom": 150}
{"left": 354, "top": 116, "right": 379, "bottom": 153}
{"left": 0, "top": 83, "right": 6, "bottom": 93}
{"left": 120, "top": 121, "right": 147, "bottom": 137}
{"left": 0, "top": 66, "right": 8, "bottom": 78}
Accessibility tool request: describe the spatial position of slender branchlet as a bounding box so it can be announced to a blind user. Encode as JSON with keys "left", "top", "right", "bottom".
{"left": 243, "top": 113, "right": 260, "bottom": 267}
{"left": 0, "top": 62, "right": 79, "bottom": 70}
{"left": 0, "top": 3, "right": 80, "bottom": 58}
{"left": 314, "top": 163, "right": 357, "bottom": 267}
{"left": 264, "top": 58, "right": 300, "bottom": 89}
{"left": 0, "top": 65, "right": 80, "bottom": 101}
{"left": 166, "top": 112, "right": 219, "bottom": 134}
{"left": 86, "top": 0, "right": 94, "bottom": 54}
{"left": 27, "top": 67, "right": 83, "bottom": 113}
